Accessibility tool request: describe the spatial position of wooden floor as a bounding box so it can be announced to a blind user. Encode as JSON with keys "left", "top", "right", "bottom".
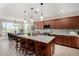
{"left": 0, "top": 35, "right": 79, "bottom": 56}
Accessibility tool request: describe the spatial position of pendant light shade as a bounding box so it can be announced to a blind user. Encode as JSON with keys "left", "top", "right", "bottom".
{"left": 40, "top": 16, "right": 43, "bottom": 21}
{"left": 31, "top": 7, "right": 34, "bottom": 22}
{"left": 40, "top": 3, "right": 43, "bottom": 21}
{"left": 41, "top": 3, "right": 43, "bottom": 5}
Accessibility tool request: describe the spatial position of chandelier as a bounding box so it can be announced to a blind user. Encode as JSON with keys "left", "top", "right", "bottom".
{"left": 24, "top": 3, "right": 44, "bottom": 22}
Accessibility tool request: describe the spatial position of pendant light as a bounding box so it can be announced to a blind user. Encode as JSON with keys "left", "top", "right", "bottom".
{"left": 40, "top": 3, "right": 43, "bottom": 21}
{"left": 31, "top": 7, "right": 34, "bottom": 22}
{"left": 24, "top": 10, "right": 27, "bottom": 23}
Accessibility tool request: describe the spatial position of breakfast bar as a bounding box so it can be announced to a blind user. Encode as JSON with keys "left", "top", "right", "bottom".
{"left": 16, "top": 35, "right": 55, "bottom": 56}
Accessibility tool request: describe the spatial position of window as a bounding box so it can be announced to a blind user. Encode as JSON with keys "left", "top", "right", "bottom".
{"left": 2, "top": 22, "right": 18, "bottom": 33}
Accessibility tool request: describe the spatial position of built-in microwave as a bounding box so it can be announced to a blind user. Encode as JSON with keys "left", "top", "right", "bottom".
{"left": 44, "top": 25, "right": 50, "bottom": 29}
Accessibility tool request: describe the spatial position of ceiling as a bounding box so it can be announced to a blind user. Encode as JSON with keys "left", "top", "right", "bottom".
{"left": 0, "top": 3, "right": 79, "bottom": 22}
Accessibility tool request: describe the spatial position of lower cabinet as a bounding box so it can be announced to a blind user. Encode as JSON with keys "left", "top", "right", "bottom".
{"left": 55, "top": 35, "right": 63, "bottom": 45}
{"left": 62, "top": 36, "right": 72, "bottom": 47}
{"left": 71, "top": 37, "right": 79, "bottom": 49}
{"left": 77, "top": 38, "right": 79, "bottom": 49}
{"left": 55, "top": 35, "right": 79, "bottom": 49}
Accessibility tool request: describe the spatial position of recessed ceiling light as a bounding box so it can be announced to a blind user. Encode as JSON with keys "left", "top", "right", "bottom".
{"left": 60, "top": 9, "right": 64, "bottom": 13}
{"left": 36, "top": 8, "right": 39, "bottom": 12}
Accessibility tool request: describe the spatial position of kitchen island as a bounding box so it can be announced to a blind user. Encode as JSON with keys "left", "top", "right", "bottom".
{"left": 16, "top": 35, "right": 55, "bottom": 56}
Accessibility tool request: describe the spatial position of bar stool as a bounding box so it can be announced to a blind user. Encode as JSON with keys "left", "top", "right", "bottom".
{"left": 24, "top": 39, "right": 35, "bottom": 56}
{"left": 19, "top": 37, "right": 26, "bottom": 53}
{"left": 15, "top": 36, "right": 20, "bottom": 50}
{"left": 8, "top": 33, "right": 12, "bottom": 40}
{"left": 34, "top": 41, "right": 46, "bottom": 56}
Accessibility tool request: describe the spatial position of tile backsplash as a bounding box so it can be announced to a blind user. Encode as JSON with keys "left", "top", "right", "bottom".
{"left": 35, "top": 29, "right": 79, "bottom": 35}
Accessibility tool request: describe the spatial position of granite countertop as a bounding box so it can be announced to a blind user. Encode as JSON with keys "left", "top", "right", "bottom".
{"left": 18, "top": 35, "right": 55, "bottom": 44}
{"left": 50, "top": 33, "right": 78, "bottom": 36}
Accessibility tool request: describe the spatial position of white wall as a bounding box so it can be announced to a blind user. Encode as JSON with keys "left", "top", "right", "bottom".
{"left": 0, "top": 20, "right": 3, "bottom": 34}
{"left": 0, "top": 3, "right": 79, "bottom": 22}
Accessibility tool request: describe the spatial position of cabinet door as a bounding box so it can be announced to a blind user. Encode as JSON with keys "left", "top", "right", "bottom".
{"left": 63, "top": 36, "right": 71, "bottom": 46}
{"left": 34, "top": 21, "right": 44, "bottom": 29}
{"left": 77, "top": 38, "right": 79, "bottom": 49}
{"left": 55, "top": 18, "right": 70, "bottom": 29}
{"left": 34, "top": 22, "right": 39, "bottom": 29}
{"left": 70, "top": 16, "right": 79, "bottom": 29}
{"left": 55, "top": 35, "right": 63, "bottom": 45}
{"left": 50, "top": 20, "right": 56, "bottom": 29}
{"left": 71, "top": 37, "right": 79, "bottom": 49}
{"left": 39, "top": 21, "right": 44, "bottom": 29}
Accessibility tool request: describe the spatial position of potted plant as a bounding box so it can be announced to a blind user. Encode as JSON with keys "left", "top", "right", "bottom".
{"left": 77, "top": 31, "right": 79, "bottom": 35}
{"left": 27, "top": 32, "right": 31, "bottom": 36}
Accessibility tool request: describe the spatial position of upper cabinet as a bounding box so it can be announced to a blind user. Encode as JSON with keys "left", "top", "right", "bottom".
{"left": 43, "top": 20, "right": 56, "bottom": 29}
{"left": 39, "top": 21, "right": 44, "bottom": 29}
{"left": 34, "top": 22, "right": 39, "bottom": 29}
{"left": 55, "top": 18, "right": 70, "bottom": 29}
{"left": 34, "top": 21, "right": 44, "bottom": 29}
{"left": 34, "top": 16, "right": 79, "bottom": 29}
{"left": 70, "top": 16, "right": 79, "bottom": 29}
{"left": 50, "top": 20, "right": 56, "bottom": 29}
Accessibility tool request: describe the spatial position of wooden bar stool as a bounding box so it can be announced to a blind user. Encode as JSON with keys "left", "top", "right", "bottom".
{"left": 24, "top": 39, "right": 35, "bottom": 56}
{"left": 34, "top": 41, "right": 46, "bottom": 56}
{"left": 19, "top": 37, "right": 26, "bottom": 53}
{"left": 15, "top": 36, "right": 20, "bottom": 50}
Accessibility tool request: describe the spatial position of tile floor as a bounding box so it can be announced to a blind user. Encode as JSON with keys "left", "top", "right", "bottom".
{"left": 54, "top": 45, "right": 79, "bottom": 56}
{"left": 0, "top": 37, "right": 24, "bottom": 56}
{"left": 0, "top": 35, "right": 79, "bottom": 56}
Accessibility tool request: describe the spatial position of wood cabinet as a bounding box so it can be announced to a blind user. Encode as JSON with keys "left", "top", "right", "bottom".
{"left": 39, "top": 21, "right": 44, "bottom": 29}
{"left": 55, "top": 35, "right": 63, "bottom": 45}
{"left": 50, "top": 20, "right": 56, "bottom": 29}
{"left": 62, "top": 36, "right": 71, "bottom": 47}
{"left": 34, "top": 21, "right": 44, "bottom": 29}
{"left": 55, "top": 16, "right": 79, "bottom": 29}
{"left": 43, "top": 20, "right": 56, "bottom": 29}
{"left": 43, "top": 21, "right": 49, "bottom": 25}
{"left": 34, "top": 22, "right": 39, "bottom": 29}
{"left": 77, "top": 38, "right": 79, "bottom": 49}
{"left": 70, "top": 16, "right": 79, "bottom": 29}
{"left": 34, "top": 16, "right": 79, "bottom": 29}
{"left": 55, "top": 18, "right": 70, "bottom": 29}
{"left": 71, "top": 37, "right": 79, "bottom": 49}
{"left": 55, "top": 35, "right": 79, "bottom": 49}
